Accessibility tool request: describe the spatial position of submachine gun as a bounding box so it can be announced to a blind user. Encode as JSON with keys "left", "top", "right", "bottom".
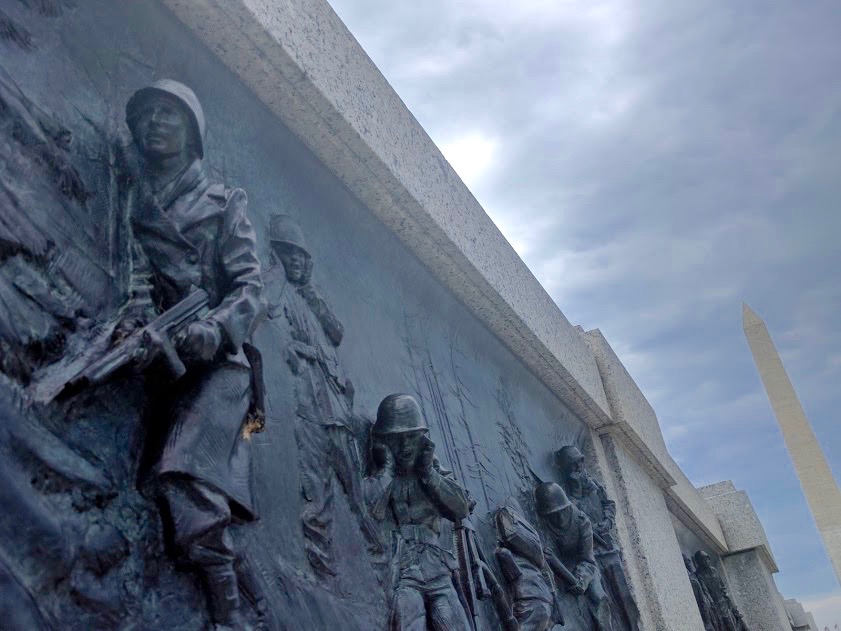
{"left": 58, "top": 287, "right": 209, "bottom": 398}
{"left": 454, "top": 501, "right": 518, "bottom": 631}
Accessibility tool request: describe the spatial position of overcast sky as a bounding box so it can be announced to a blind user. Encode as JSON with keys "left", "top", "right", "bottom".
{"left": 327, "top": 0, "right": 841, "bottom": 624}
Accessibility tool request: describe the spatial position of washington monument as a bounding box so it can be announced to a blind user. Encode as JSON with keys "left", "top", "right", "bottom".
{"left": 742, "top": 303, "right": 841, "bottom": 586}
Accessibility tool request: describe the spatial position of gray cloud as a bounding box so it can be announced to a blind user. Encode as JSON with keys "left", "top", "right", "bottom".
{"left": 328, "top": 0, "right": 841, "bottom": 599}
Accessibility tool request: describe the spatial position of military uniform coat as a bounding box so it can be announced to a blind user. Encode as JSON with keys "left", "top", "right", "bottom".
{"left": 126, "top": 159, "right": 263, "bottom": 519}
{"left": 544, "top": 505, "right": 598, "bottom": 589}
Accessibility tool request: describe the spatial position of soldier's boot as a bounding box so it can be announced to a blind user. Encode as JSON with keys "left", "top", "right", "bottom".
{"left": 204, "top": 564, "right": 251, "bottom": 631}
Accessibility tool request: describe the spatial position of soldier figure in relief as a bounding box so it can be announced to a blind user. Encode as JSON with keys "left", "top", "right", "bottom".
{"left": 263, "top": 214, "right": 381, "bottom": 578}
{"left": 364, "top": 394, "right": 473, "bottom": 630}
{"left": 684, "top": 555, "right": 716, "bottom": 631}
{"left": 556, "top": 446, "right": 641, "bottom": 630}
{"left": 494, "top": 496, "right": 560, "bottom": 631}
{"left": 693, "top": 551, "right": 749, "bottom": 631}
{"left": 120, "top": 80, "right": 263, "bottom": 630}
{"left": 536, "top": 482, "right": 614, "bottom": 631}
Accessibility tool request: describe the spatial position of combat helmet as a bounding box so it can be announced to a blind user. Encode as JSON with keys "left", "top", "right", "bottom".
{"left": 693, "top": 550, "right": 712, "bottom": 569}
{"left": 372, "top": 394, "right": 428, "bottom": 437}
{"left": 535, "top": 482, "right": 572, "bottom": 515}
{"left": 126, "top": 79, "right": 206, "bottom": 158}
{"left": 269, "top": 214, "right": 310, "bottom": 257}
{"left": 556, "top": 445, "right": 585, "bottom": 472}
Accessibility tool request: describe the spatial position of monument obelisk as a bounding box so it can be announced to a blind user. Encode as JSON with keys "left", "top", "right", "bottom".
{"left": 742, "top": 303, "right": 841, "bottom": 586}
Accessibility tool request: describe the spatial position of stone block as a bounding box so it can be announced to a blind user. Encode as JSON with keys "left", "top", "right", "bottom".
{"left": 666, "top": 465, "right": 728, "bottom": 552}
{"left": 601, "top": 433, "right": 706, "bottom": 631}
{"left": 581, "top": 328, "right": 728, "bottom": 551}
{"left": 785, "top": 598, "right": 819, "bottom": 631}
{"left": 580, "top": 329, "right": 672, "bottom": 477}
{"left": 722, "top": 549, "right": 791, "bottom": 631}
{"left": 699, "top": 482, "right": 778, "bottom": 571}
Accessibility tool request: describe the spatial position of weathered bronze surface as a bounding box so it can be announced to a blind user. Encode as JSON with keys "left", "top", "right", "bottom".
{"left": 556, "top": 445, "right": 641, "bottom": 630}
{"left": 693, "top": 551, "right": 751, "bottom": 631}
{"left": 536, "top": 481, "right": 616, "bottom": 630}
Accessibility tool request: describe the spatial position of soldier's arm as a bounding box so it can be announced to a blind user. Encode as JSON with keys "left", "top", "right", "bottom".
{"left": 115, "top": 241, "right": 157, "bottom": 336}
{"left": 495, "top": 547, "right": 522, "bottom": 584}
{"left": 299, "top": 284, "right": 344, "bottom": 346}
{"left": 421, "top": 463, "right": 471, "bottom": 522}
{"left": 206, "top": 188, "right": 264, "bottom": 352}
{"left": 364, "top": 444, "right": 395, "bottom": 521}
{"left": 574, "top": 516, "right": 598, "bottom": 590}
{"left": 597, "top": 481, "right": 616, "bottom": 527}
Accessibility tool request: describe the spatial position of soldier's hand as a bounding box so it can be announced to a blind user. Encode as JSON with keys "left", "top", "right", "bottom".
{"left": 372, "top": 442, "right": 395, "bottom": 475}
{"left": 112, "top": 317, "right": 143, "bottom": 345}
{"left": 286, "top": 347, "right": 301, "bottom": 374}
{"left": 290, "top": 339, "right": 318, "bottom": 361}
{"left": 568, "top": 579, "right": 585, "bottom": 596}
{"left": 134, "top": 328, "right": 165, "bottom": 372}
{"left": 416, "top": 435, "right": 435, "bottom": 478}
{"left": 176, "top": 320, "right": 223, "bottom": 363}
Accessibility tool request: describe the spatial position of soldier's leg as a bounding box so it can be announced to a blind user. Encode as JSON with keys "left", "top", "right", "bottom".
{"left": 514, "top": 598, "right": 553, "bottom": 631}
{"left": 586, "top": 572, "right": 614, "bottom": 631}
{"left": 602, "top": 555, "right": 641, "bottom": 630}
{"left": 329, "top": 426, "right": 384, "bottom": 552}
{"left": 391, "top": 585, "right": 427, "bottom": 631}
{"left": 159, "top": 475, "right": 243, "bottom": 628}
{"left": 294, "top": 420, "right": 336, "bottom": 577}
{"left": 427, "top": 581, "right": 473, "bottom": 631}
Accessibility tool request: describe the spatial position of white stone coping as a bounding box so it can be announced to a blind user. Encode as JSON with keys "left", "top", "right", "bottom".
{"left": 700, "top": 482, "right": 779, "bottom": 573}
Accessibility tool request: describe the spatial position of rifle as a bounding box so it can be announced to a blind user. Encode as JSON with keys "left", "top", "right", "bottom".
{"left": 455, "top": 518, "right": 518, "bottom": 631}
{"left": 58, "top": 288, "right": 209, "bottom": 398}
{"left": 544, "top": 548, "right": 579, "bottom": 588}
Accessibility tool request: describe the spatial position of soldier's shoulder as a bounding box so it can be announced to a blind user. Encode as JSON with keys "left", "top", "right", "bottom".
{"left": 206, "top": 184, "right": 247, "bottom": 206}
{"left": 573, "top": 507, "right": 591, "bottom": 527}
{"left": 206, "top": 184, "right": 249, "bottom": 227}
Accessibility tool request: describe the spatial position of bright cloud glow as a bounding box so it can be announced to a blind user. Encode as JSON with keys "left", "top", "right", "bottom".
{"left": 438, "top": 132, "right": 499, "bottom": 190}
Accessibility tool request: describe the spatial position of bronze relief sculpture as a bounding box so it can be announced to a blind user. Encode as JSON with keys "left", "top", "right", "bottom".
{"left": 556, "top": 446, "right": 641, "bottom": 630}
{"left": 364, "top": 393, "right": 473, "bottom": 630}
{"left": 263, "top": 213, "right": 382, "bottom": 578}
{"left": 495, "top": 496, "right": 563, "bottom": 631}
{"left": 119, "top": 80, "right": 264, "bottom": 630}
{"left": 693, "top": 551, "right": 750, "bottom": 631}
{"left": 685, "top": 555, "right": 716, "bottom": 631}
{"left": 536, "top": 481, "right": 614, "bottom": 631}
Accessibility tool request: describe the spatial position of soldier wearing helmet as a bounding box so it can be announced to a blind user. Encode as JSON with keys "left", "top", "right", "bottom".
{"left": 261, "top": 213, "right": 381, "bottom": 578}
{"left": 694, "top": 552, "right": 747, "bottom": 631}
{"left": 118, "top": 80, "right": 264, "bottom": 630}
{"left": 536, "top": 482, "right": 614, "bottom": 630}
{"left": 494, "top": 496, "right": 562, "bottom": 631}
{"left": 365, "top": 394, "right": 473, "bottom": 630}
{"left": 556, "top": 446, "right": 641, "bottom": 629}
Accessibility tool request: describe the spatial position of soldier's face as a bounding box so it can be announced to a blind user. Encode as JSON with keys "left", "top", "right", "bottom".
{"left": 134, "top": 95, "right": 191, "bottom": 160}
{"left": 546, "top": 506, "right": 572, "bottom": 530}
{"left": 278, "top": 247, "right": 309, "bottom": 284}
{"left": 388, "top": 432, "right": 423, "bottom": 470}
{"left": 567, "top": 458, "right": 584, "bottom": 478}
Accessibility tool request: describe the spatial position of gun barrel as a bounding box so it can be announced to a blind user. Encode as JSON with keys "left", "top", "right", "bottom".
{"left": 58, "top": 288, "right": 210, "bottom": 398}
{"left": 547, "top": 553, "right": 578, "bottom": 586}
